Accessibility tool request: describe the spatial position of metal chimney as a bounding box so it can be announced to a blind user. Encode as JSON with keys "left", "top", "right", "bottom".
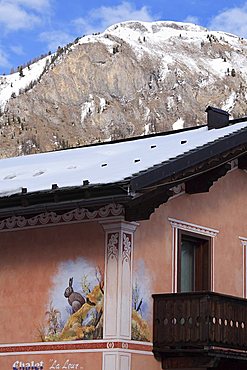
{"left": 205, "top": 106, "right": 230, "bottom": 130}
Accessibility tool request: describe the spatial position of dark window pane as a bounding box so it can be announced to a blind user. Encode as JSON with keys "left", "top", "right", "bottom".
{"left": 181, "top": 241, "right": 194, "bottom": 292}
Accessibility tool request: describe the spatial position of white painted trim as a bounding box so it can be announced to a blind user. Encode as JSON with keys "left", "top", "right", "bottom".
{"left": 0, "top": 349, "right": 105, "bottom": 356}
{"left": 127, "top": 340, "right": 151, "bottom": 346}
{"left": 0, "top": 348, "right": 153, "bottom": 358}
{"left": 239, "top": 237, "right": 247, "bottom": 298}
{"left": 168, "top": 183, "right": 185, "bottom": 201}
{"left": 100, "top": 221, "right": 139, "bottom": 232}
{"left": 211, "top": 237, "right": 215, "bottom": 291}
{"left": 119, "top": 352, "right": 131, "bottom": 370}
{"left": 169, "top": 217, "right": 218, "bottom": 292}
{"left": 0, "top": 339, "right": 152, "bottom": 348}
{"left": 168, "top": 217, "right": 219, "bottom": 237}
{"left": 0, "top": 204, "right": 125, "bottom": 233}
{"left": 0, "top": 216, "right": 126, "bottom": 233}
{"left": 103, "top": 231, "right": 119, "bottom": 339}
{"left": 102, "top": 221, "right": 137, "bottom": 341}
{"left": 244, "top": 247, "right": 246, "bottom": 298}
{"left": 229, "top": 159, "right": 238, "bottom": 172}
{"left": 172, "top": 227, "right": 178, "bottom": 293}
{"left": 121, "top": 349, "right": 153, "bottom": 356}
{"left": 103, "top": 352, "right": 117, "bottom": 370}
{"left": 0, "top": 339, "right": 108, "bottom": 347}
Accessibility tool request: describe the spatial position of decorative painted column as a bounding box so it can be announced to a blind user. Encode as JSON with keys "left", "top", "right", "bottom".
{"left": 100, "top": 220, "right": 138, "bottom": 370}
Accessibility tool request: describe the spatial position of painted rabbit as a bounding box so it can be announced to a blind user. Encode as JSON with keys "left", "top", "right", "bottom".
{"left": 64, "top": 277, "right": 85, "bottom": 313}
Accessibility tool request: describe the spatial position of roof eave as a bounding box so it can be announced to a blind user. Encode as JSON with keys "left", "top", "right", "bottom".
{"left": 130, "top": 127, "right": 247, "bottom": 192}
{"left": 0, "top": 182, "right": 131, "bottom": 218}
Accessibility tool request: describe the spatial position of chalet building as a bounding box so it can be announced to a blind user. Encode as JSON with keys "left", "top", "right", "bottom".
{"left": 1, "top": 107, "right": 247, "bottom": 370}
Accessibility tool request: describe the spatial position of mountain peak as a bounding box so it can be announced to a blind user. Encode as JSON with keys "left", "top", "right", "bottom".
{"left": 0, "top": 20, "right": 247, "bottom": 158}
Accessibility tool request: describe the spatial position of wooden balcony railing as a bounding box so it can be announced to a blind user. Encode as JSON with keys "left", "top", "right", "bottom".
{"left": 153, "top": 291, "right": 247, "bottom": 354}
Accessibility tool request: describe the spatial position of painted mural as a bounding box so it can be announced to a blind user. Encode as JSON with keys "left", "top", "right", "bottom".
{"left": 131, "top": 260, "right": 152, "bottom": 342}
{"left": 38, "top": 258, "right": 104, "bottom": 341}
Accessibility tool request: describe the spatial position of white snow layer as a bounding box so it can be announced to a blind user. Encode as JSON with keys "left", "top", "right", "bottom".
{"left": 80, "top": 95, "right": 95, "bottom": 124}
{"left": 0, "top": 56, "right": 51, "bottom": 111}
{"left": 0, "top": 121, "right": 246, "bottom": 197}
{"left": 173, "top": 118, "right": 184, "bottom": 130}
{"left": 222, "top": 92, "right": 237, "bottom": 112}
{"left": 0, "top": 20, "right": 246, "bottom": 110}
{"left": 78, "top": 20, "right": 247, "bottom": 75}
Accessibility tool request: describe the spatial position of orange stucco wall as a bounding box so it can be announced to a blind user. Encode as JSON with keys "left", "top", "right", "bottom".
{"left": 133, "top": 169, "right": 247, "bottom": 337}
{"left": 131, "top": 353, "right": 160, "bottom": 370}
{"left": 1, "top": 167, "right": 246, "bottom": 358}
{"left": 0, "top": 221, "right": 105, "bottom": 344}
{"left": 0, "top": 352, "right": 102, "bottom": 370}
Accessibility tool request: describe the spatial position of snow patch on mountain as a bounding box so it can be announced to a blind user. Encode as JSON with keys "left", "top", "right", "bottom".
{"left": 222, "top": 92, "right": 237, "bottom": 112}
{"left": 81, "top": 95, "right": 95, "bottom": 125}
{"left": 173, "top": 118, "right": 184, "bottom": 130}
{"left": 0, "top": 56, "right": 51, "bottom": 111}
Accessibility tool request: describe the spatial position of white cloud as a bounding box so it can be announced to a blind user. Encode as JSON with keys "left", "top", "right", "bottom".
{"left": 39, "top": 31, "right": 73, "bottom": 51}
{"left": 0, "top": 0, "right": 51, "bottom": 32}
{"left": 73, "top": 1, "right": 157, "bottom": 35}
{"left": 183, "top": 15, "right": 200, "bottom": 25}
{"left": 10, "top": 45, "right": 25, "bottom": 56}
{"left": 0, "top": 48, "right": 10, "bottom": 69}
{"left": 73, "top": 18, "right": 94, "bottom": 36}
{"left": 0, "top": 2, "right": 40, "bottom": 31}
{"left": 209, "top": 3, "right": 247, "bottom": 37}
{"left": 16, "top": 0, "right": 51, "bottom": 12}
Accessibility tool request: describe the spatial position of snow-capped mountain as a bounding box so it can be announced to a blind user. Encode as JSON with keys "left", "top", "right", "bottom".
{"left": 1, "top": 20, "right": 247, "bottom": 158}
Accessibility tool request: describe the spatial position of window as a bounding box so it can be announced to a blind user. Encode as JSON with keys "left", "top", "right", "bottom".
{"left": 177, "top": 230, "right": 211, "bottom": 292}
{"left": 169, "top": 218, "right": 218, "bottom": 293}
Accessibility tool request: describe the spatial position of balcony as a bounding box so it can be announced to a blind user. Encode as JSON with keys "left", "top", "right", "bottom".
{"left": 153, "top": 291, "right": 247, "bottom": 369}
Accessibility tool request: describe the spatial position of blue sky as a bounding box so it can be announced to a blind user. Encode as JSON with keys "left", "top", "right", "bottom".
{"left": 1, "top": 0, "right": 247, "bottom": 74}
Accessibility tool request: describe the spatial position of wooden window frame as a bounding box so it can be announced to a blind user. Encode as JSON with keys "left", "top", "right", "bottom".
{"left": 177, "top": 229, "right": 212, "bottom": 293}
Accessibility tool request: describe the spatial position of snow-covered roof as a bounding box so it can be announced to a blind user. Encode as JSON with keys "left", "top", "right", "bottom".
{"left": 0, "top": 121, "right": 247, "bottom": 198}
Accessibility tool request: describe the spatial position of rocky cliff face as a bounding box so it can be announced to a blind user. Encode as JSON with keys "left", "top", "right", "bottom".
{"left": 1, "top": 21, "right": 247, "bottom": 158}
